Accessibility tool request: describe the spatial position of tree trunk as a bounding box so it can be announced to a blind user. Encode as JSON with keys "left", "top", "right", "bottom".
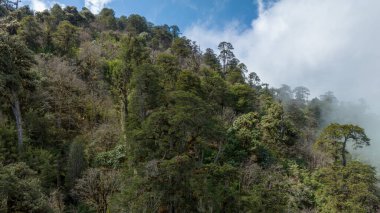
{"left": 342, "top": 139, "right": 347, "bottom": 166}
{"left": 120, "top": 98, "right": 128, "bottom": 143}
{"left": 11, "top": 91, "right": 23, "bottom": 150}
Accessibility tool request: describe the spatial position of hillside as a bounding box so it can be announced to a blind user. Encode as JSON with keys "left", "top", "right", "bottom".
{"left": 0, "top": 3, "right": 379, "bottom": 212}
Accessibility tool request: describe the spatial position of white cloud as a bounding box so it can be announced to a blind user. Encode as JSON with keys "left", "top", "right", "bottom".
{"left": 85, "top": 0, "right": 113, "bottom": 14}
{"left": 31, "top": 0, "right": 48, "bottom": 11}
{"left": 27, "top": 0, "right": 65, "bottom": 12}
{"left": 185, "top": 0, "right": 380, "bottom": 111}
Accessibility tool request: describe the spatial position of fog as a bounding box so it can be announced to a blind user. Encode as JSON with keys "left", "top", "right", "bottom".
{"left": 185, "top": 0, "right": 380, "bottom": 170}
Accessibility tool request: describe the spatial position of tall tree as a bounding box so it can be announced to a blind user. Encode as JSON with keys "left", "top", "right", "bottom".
{"left": 0, "top": 34, "right": 36, "bottom": 149}
{"left": 315, "top": 123, "right": 370, "bottom": 166}
{"left": 106, "top": 35, "right": 149, "bottom": 140}
{"left": 218, "top": 41, "right": 235, "bottom": 76}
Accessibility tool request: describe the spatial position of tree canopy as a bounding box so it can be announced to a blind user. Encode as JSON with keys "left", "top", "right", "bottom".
{"left": 0, "top": 4, "right": 378, "bottom": 213}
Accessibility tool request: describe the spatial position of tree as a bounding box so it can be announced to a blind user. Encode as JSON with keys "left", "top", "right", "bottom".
{"left": 0, "top": 4, "right": 8, "bottom": 17}
{"left": 225, "top": 60, "right": 246, "bottom": 84}
{"left": 293, "top": 86, "right": 310, "bottom": 104}
{"left": 171, "top": 37, "right": 192, "bottom": 66}
{"left": 73, "top": 168, "right": 120, "bottom": 213}
{"left": 50, "top": 4, "right": 66, "bottom": 27}
{"left": 248, "top": 72, "right": 261, "bottom": 87}
{"left": 200, "top": 72, "right": 228, "bottom": 112}
{"left": 203, "top": 48, "right": 221, "bottom": 71}
{"left": 275, "top": 84, "right": 293, "bottom": 103}
{"left": 125, "top": 14, "right": 148, "bottom": 35}
{"left": 106, "top": 35, "right": 149, "bottom": 140}
{"left": 17, "top": 16, "right": 43, "bottom": 51}
{"left": 0, "top": 163, "right": 49, "bottom": 212}
{"left": 315, "top": 123, "right": 370, "bottom": 166}
{"left": 151, "top": 25, "right": 173, "bottom": 50}
{"left": 0, "top": 0, "right": 21, "bottom": 10}
{"left": 63, "top": 6, "right": 84, "bottom": 26}
{"left": 170, "top": 25, "right": 180, "bottom": 38}
{"left": 80, "top": 7, "right": 95, "bottom": 25}
{"left": 0, "top": 34, "right": 36, "bottom": 149}
{"left": 261, "top": 103, "right": 298, "bottom": 152}
{"left": 52, "top": 20, "right": 79, "bottom": 56}
{"left": 223, "top": 112, "right": 261, "bottom": 165}
{"left": 218, "top": 41, "right": 235, "bottom": 76}
{"left": 128, "top": 64, "right": 163, "bottom": 122}
{"left": 156, "top": 53, "right": 180, "bottom": 91}
{"left": 314, "top": 161, "right": 379, "bottom": 212}
{"left": 66, "top": 140, "right": 87, "bottom": 190}
{"left": 176, "top": 70, "right": 202, "bottom": 96}
{"left": 229, "top": 83, "right": 257, "bottom": 113}
{"left": 96, "top": 8, "right": 117, "bottom": 30}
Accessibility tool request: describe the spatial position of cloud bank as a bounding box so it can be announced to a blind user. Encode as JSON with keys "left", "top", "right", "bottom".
{"left": 185, "top": 0, "right": 380, "bottom": 111}
{"left": 85, "top": 0, "right": 113, "bottom": 14}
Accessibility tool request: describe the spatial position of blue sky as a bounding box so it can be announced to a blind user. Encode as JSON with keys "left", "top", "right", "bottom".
{"left": 25, "top": 0, "right": 261, "bottom": 32}
{"left": 106, "top": 0, "right": 260, "bottom": 31}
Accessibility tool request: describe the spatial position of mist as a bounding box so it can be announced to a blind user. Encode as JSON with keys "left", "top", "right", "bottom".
{"left": 185, "top": 0, "right": 380, "bottom": 170}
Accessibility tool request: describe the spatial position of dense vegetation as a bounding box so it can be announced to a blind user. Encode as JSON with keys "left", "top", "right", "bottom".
{"left": 0, "top": 3, "right": 379, "bottom": 212}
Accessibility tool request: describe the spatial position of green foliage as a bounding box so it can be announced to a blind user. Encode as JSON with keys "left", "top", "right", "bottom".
{"left": 218, "top": 41, "right": 235, "bottom": 76}
{"left": 0, "top": 123, "right": 18, "bottom": 164}
{"left": 203, "top": 48, "right": 221, "bottom": 71}
{"left": 18, "top": 16, "right": 43, "bottom": 51}
{"left": 124, "top": 14, "right": 148, "bottom": 34}
{"left": 200, "top": 71, "right": 228, "bottom": 112}
{"left": 21, "top": 148, "right": 57, "bottom": 189}
{"left": 94, "top": 145, "right": 126, "bottom": 169}
{"left": 223, "top": 112, "right": 261, "bottom": 165}
{"left": 314, "top": 161, "right": 379, "bottom": 213}
{"left": 261, "top": 103, "right": 298, "bottom": 149}
{"left": 0, "top": 33, "right": 36, "bottom": 98}
{"left": 315, "top": 123, "right": 370, "bottom": 166}
{"left": 53, "top": 20, "right": 79, "bottom": 56}
{"left": 0, "top": 162, "right": 50, "bottom": 212}
{"left": 171, "top": 37, "right": 192, "bottom": 59}
{"left": 66, "top": 140, "right": 87, "bottom": 189}
{"left": 0, "top": 33, "right": 37, "bottom": 148}
{"left": 176, "top": 70, "right": 202, "bottom": 95}
{"left": 96, "top": 8, "right": 117, "bottom": 30}
{"left": 156, "top": 53, "right": 180, "bottom": 91}
{"left": 128, "top": 64, "right": 163, "bottom": 122}
{"left": 50, "top": 4, "right": 65, "bottom": 26}
{"left": 0, "top": 6, "right": 378, "bottom": 213}
{"left": 229, "top": 83, "right": 257, "bottom": 113}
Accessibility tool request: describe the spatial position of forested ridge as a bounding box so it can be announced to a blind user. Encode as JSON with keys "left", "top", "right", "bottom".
{"left": 0, "top": 2, "right": 379, "bottom": 213}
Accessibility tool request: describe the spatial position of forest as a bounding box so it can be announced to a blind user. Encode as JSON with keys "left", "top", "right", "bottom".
{"left": 0, "top": 2, "right": 379, "bottom": 212}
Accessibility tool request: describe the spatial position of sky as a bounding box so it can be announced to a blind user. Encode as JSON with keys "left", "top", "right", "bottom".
{"left": 23, "top": 0, "right": 261, "bottom": 30}
{"left": 21, "top": 0, "right": 380, "bottom": 167}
